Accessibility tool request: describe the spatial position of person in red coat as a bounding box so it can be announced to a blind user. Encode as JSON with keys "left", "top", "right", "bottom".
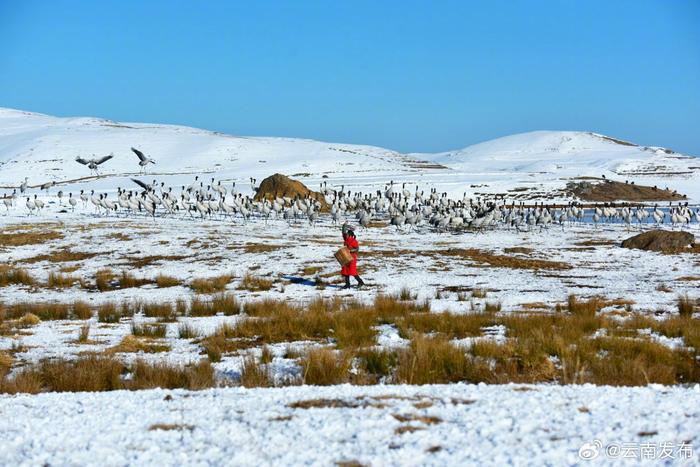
{"left": 341, "top": 225, "right": 365, "bottom": 289}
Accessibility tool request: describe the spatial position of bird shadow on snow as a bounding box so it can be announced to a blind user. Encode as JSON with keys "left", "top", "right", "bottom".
{"left": 282, "top": 275, "right": 342, "bottom": 288}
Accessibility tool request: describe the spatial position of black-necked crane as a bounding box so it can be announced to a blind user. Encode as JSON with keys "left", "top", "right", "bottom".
{"left": 39, "top": 181, "right": 55, "bottom": 193}
{"left": 75, "top": 153, "right": 114, "bottom": 175}
{"left": 131, "top": 147, "right": 156, "bottom": 173}
{"left": 79, "top": 190, "right": 89, "bottom": 208}
{"left": 68, "top": 193, "right": 77, "bottom": 211}
{"left": 3, "top": 193, "right": 13, "bottom": 212}
{"left": 33, "top": 194, "right": 44, "bottom": 212}
{"left": 25, "top": 196, "right": 36, "bottom": 215}
{"left": 20, "top": 177, "right": 28, "bottom": 194}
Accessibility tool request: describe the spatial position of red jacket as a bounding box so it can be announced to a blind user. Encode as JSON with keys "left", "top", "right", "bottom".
{"left": 341, "top": 236, "right": 359, "bottom": 276}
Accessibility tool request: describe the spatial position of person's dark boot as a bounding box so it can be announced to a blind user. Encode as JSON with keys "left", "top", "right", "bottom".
{"left": 355, "top": 276, "right": 365, "bottom": 287}
{"left": 343, "top": 276, "right": 351, "bottom": 289}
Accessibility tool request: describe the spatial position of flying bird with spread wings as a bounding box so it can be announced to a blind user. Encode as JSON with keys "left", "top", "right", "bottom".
{"left": 75, "top": 153, "right": 114, "bottom": 175}
{"left": 130, "top": 178, "right": 154, "bottom": 192}
{"left": 131, "top": 147, "right": 156, "bottom": 174}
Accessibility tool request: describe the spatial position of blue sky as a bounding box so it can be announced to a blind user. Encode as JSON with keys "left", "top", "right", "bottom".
{"left": 1, "top": 0, "right": 698, "bottom": 154}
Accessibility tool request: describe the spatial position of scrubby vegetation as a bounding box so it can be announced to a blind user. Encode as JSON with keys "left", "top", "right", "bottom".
{"left": 1, "top": 293, "right": 698, "bottom": 392}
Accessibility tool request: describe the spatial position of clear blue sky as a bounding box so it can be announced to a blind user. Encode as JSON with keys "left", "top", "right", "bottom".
{"left": 1, "top": 0, "right": 698, "bottom": 154}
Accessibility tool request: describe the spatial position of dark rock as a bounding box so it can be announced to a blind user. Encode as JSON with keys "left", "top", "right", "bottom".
{"left": 621, "top": 230, "right": 695, "bottom": 253}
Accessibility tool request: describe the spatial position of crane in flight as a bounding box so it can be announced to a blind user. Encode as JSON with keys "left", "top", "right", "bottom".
{"left": 75, "top": 153, "right": 114, "bottom": 175}
{"left": 131, "top": 147, "right": 156, "bottom": 174}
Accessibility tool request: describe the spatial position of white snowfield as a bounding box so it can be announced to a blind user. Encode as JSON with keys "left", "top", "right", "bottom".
{"left": 2, "top": 108, "right": 699, "bottom": 466}
{"left": 1, "top": 383, "right": 698, "bottom": 466}
{"left": 1, "top": 107, "right": 698, "bottom": 201}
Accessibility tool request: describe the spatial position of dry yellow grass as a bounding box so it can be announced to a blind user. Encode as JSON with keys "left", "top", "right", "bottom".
{"left": 0, "top": 351, "right": 13, "bottom": 379}
{"left": 238, "top": 273, "right": 274, "bottom": 292}
{"left": 109, "top": 335, "right": 170, "bottom": 354}
{"left": 190, "top": 274, "right": 233, "bottom": 294}
{"left": 395, "top": 335, "right": 490, "bottom": 384}
{"left": 677, "top": 294, "right": 696, "bottom": 317}
{"left": 1, "top": 356, "right": 214, "bottom": 393}
{"left": 356, "top": 348, "right": 396, "bottom": 382}
{"left": 18, "top": 313, "right": 41, "bottom": 327}
{"left": 47, "top": 271, "right": 79, "bottom": 289}
{"left": 242, "top": 243, "right": 281, "bottom": 254}
{"left": 4, "top": 302, "right": 70, "bottom": 321}
{"left": 212, "top": 293, "right": 240, "bottom": 315}
{"left": 77, "top": 323, "right": 91, "bottom": 343}
{"left": 117, "top": 270, "right": 152, "bottom": 289}
{"left": 0, "top": 265, "right": 36, "bottom": 287}
{"left": 131, "top": 322, "right": 167, "bottom": 338}
{"left": 72, "top": 301, "right": 93, "bottom": 320}
{"left": 149, "top": 423, "right": 195, "bottom": 431}
{"left": 22, "top": 248, "right": 98, "bottom": 264}
{"left": 178, "top": 322, "right": 200, "bottom": 339}
{"left": 392, "top": 413, "right": 442, "bottom": 425}
{"left": 155, "top": 274, "right": 182, "bottom": 288}
{"left": 240, "top": 355, "right": 274, "bottom": 387}
{"left": 201, "top": 334, "right": 224, "bottom": 362}
{"left": 95, "top": 268, "right": 115, "bottom": 291}
{"left": 2, "top": 293, "right": 697, "bottom": 388}
{"left": 471, "top": 288, "right": 487, "bottom": 298}
{"left": 189, "top": 296, "right": 215, "bottom": 317}
{"left": 0, "top": 230, "right": 63, "bottom": 247}
{"left": 123, "top": 254, "right": 190, "bottom": 268}
{"left": 301, "top": 348, "right": 350, "bottom": 385}
{"left": 261, "top": 345, "right": 273, "bottom": 364}
{"left": 142, "top": 302, "right": 176, "bottom": 321}
{"left": 128, "top": 360, "right": 214, "bottom": 390}
{"left": 395, "top": 311, "right": 495, "bottom": 340}
{"left": 59, "top": 264, "right": 81, "bottom": 273}
{"left": 441, "top": 248, "right": 571, "bottom": 270}
{"left": 97, "top": 302, "right": 121, "bottom": 323}
{"left": 288, "top": 398, "right": 360, "bottom": 409}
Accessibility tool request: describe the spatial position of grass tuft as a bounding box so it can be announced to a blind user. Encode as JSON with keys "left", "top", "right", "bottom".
{"left": 178, "top": 322, "right": 200, "bottom": 339}
{"left": 190, "top": 274, "right": 233, "bottom": 294}
{"left": 0, "top": 266, "right": 36, "bottom": 287}
{"left": 97, "top": 302, "right": 121, "bottom": 323}
{"left": 47, "top": 271, "right": 79, "bottom": 289}
{"left": 131, "top": 322, "right": 168, "bottom": 338}
{"left": 155, "top": 274, "right": 182, "bottom": 288}
{"left": 301, "top": 348, "right": 350, "bottom": 386}
{"left": 238, "top": 273, "right": 274, "bottom": 292}
{"left": 240, "top": 355, "right": 274, "bottom": 387}
{"left": 677, "top": 294, "right": 695, "bottom": 317}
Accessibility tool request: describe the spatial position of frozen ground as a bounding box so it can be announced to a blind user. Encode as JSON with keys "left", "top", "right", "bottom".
{"left": 1, "top": 383, "right": 698, "bottom": 466}
{"left": 1, "top": 207, "right": 699, "bottom": 378}
{"left": 1, "top": 108, "right": 699, "bottom": 465}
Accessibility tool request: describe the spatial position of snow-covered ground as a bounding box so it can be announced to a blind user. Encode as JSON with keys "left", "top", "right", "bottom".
{"left": 1, "top": 108, "right": 699, "bottom": 465}
{"left": 1, "top": 383, "right": 698, "bottom": 466}
{"left": 1, "top": 211, "right": 698, "bottom": 374}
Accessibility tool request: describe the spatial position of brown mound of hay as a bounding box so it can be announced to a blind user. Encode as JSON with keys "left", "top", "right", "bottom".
{"left": 621, "top": 230, "right": 695, "bottom": 253}
{"left": 568, "top": 179, "right": 685, "bottom": 202}
{"left": 254, "top": 173, "right": 327, "bottom": 206}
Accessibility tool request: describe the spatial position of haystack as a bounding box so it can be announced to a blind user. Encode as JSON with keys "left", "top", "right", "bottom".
{"left": 254, "top": 173, "right": 327, "bottom": 207}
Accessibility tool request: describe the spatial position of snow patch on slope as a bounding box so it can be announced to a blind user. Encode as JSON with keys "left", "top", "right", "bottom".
{"left": 418, "top": 130, "right": 696, "bottom": 176}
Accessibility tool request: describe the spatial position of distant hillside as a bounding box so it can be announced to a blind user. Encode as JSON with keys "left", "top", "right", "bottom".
{"left": 416, "top": 130, "right": 697, "bottom": 177}
{"left": 0, "top": 108, "right": 697, "bottom": 201}
{"left": 0, "top": 107, "right": 438, "bottom": 186}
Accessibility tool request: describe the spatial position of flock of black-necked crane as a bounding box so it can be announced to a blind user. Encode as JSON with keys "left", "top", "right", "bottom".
{"left": 2, "top": 176, "right": 699, "bottom": 232}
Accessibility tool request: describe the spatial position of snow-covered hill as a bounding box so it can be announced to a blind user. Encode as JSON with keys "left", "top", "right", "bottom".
{"left": 1, "top": 108, "right": 698, "bottom": 201}
{"left": 419, "top": 130, "right": 697, "bottom": 177}
{"left": 0, "top": 107, "right": 433, "bottom": 187}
